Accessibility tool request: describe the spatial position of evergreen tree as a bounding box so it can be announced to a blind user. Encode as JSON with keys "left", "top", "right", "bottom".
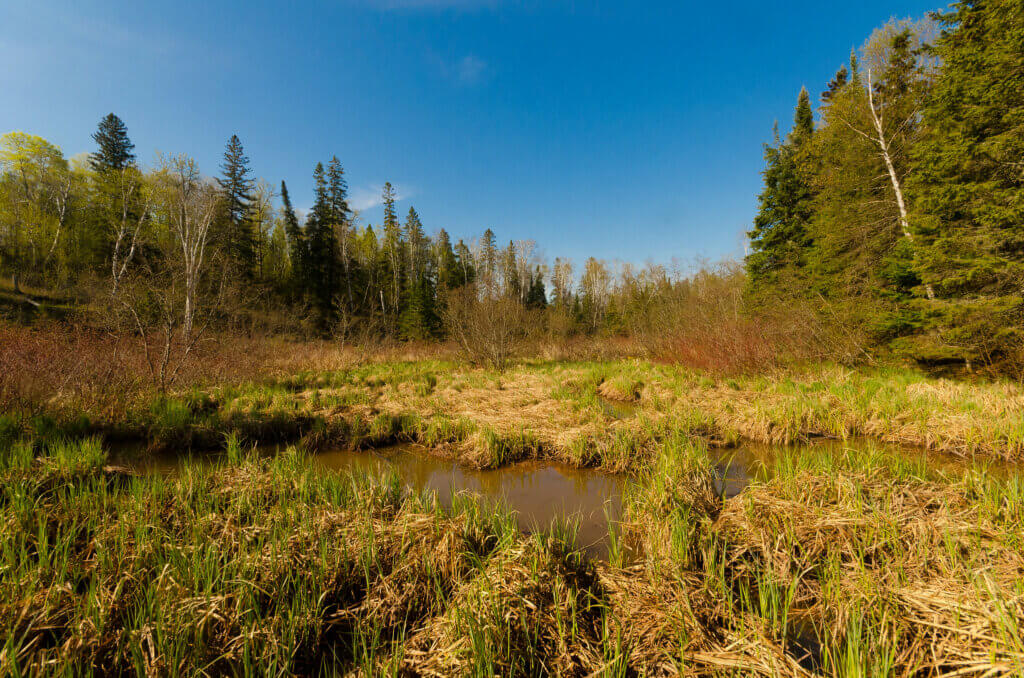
{"left": 404, "top": 207, "right": 427, "bottom": 283}
{"left": 217, "top": 135, "right": 256, "bottom": 276}
{"left": 280, "top": 181, "right": 305, "bottom": 293}
{"left": 792, "top": 87, "right": 814, "bottom": 144}
{"left": 327, "top": 157, "right": 355, "bottom": 311}
{"left": 381, "top": 182, "right": 403, "bottom": 328}
{"left": 745, "top": 90, "right": 816, "bottom": 292}
{"left": 479, "top": 228, "right": 497, "bottom": 297}
{"left": 454, "top": 239, "right": 475, "bottom": 287}
{"left": 822, "top": 65, "right": 848, "bottom": 102}
{"left": 305, "top": 163, "right": 339, "bottom": 331}
{"left": 911, "top": 0, "right": 1024, "bottom": 362}
{"left": 501, "top": 241, "right": 521, "bottom": 300}
{"left": 525, "top": 267, "right": 547, "bottom": 309}
{"left": 89, "top": 113, "right": 136, "bottom": 172}
{"left": 435, "top": 228, "right": 461, "bottom": 289}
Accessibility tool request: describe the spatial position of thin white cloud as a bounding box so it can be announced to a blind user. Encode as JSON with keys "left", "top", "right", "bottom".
{"left": 350, "top": 183, "right": 416, "bottom": 212}
{"left": 456, "top": 54, "right": 488, "bottom": 85}
{"left": 426, "top": 51, "right": 492, "bottom": 86}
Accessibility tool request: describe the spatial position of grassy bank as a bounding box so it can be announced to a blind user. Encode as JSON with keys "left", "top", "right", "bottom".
{"left": 2, "top": 434, "right": 1022, "bottom": 675}
{"left": 3, "top": 359, "right": 1023, "bottom": 675}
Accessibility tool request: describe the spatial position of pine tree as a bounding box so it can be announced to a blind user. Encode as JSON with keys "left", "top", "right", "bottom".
{"left": 327, "top": 157, "right": 355, "bottom": 311}
{"left": 217, "top": 135, "right": 256, "bottom": 276}
{"left": 280, "top": 181, "right": 305, "bottom": 294}
{"left": 381, "top": 182, "right": 403, "bottom": 328}
{"left": 90, "top": 113, "right": 136, "bottom": 172}
{"left": 745, "top": 90, "right": 816, "bottom": 293}
{"left": 305, "top": 163, "right": 339, "bottom": 331}
{"left": 911, "top": 0, "right": 1024, "bottom": 363}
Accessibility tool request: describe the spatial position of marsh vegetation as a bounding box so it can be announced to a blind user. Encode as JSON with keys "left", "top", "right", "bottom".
{"left": 2, "top": 357, "right": 1023, "bottom": 676}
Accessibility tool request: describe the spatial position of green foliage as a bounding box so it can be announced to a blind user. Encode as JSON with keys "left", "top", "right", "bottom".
{"left": 909, "top": 0, "right": 1024, "bottom": 362}
{"left": 217, "top": 134, "right": 257, "bottom": 277}
{"left": 745, "top": 89, "right": 816, "bottom": 293}
{"left": 747, "top": 5, "right": 1024, "bottom": 372}
{"left": 89, "top": 113, "right": 135, "bottom": 172}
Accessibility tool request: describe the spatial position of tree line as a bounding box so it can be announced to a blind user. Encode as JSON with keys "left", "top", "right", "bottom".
{"left": 0, "top": 117, "right": 681, "bottom": 347}
{"left": 2, "top": 0, "right": 1021, "bottom": 375}
{"left": 746, "top": 0, "right": 1024, "bottom": 372}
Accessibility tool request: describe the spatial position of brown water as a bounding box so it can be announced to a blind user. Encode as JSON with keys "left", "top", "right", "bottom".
{"left": 115, "top": 434, "right": 1015, "bottom": 562}
{"left": 117, "top": 443, "right": 630, "bottom": 559}
{"left": 316, "top": 445, "right": 630, "bottom": 558}
{"left": 710, "top": 436, "right": 1019, "bottom": 498}
{"left": 597, "top": 396, "right": 639, "bottom": 420}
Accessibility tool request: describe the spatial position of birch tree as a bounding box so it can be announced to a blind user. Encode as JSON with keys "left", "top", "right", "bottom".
{"left": 830, "top": 20, "right": 937, "bottom": 300}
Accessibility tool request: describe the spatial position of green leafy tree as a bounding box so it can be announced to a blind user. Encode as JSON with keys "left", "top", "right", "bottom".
{"left": 0, "top": 132, "right": 75, "bottom": 291}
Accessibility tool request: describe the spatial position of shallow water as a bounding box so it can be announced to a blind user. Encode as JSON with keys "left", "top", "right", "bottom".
{"left": 597, "top": 396, "right": 639, "bottom": 420}
{"left": 115, "top": 434, "right": 1016, "bottom": 561}
{"left": 316, "top": 445, "right": 630, "bottom": 558}
{"left": 118, "top": 443, "right": 630, "bottom": 559}
{"left": 711, "top": 436, "right": 1019, "bottom": 498}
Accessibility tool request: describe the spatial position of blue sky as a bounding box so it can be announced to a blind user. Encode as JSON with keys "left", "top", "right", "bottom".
{"left": 1, "top": 0, "right": 941, "bottom": 267}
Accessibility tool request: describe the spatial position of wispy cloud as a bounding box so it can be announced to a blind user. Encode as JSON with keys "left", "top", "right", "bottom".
{"left": 350, "top": 183, "right": 416, "bottom": 212}
{"left": 455, "top": 54, "right": 488, "bottom": 85}
{"left": 426, "top": 51, "right": 492, "bottom": 86}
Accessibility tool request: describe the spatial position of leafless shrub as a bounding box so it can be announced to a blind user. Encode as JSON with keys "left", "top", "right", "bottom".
{"left": 638, "top": 261, "right": 868, "bottom": 373}
{"left": 108, "top": 154, "right": 228, "bottom": 392}
{"left": 442, "top": 286, "right": 530, "bottom": 370}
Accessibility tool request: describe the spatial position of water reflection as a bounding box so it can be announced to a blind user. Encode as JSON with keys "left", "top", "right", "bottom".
{"left": 710, "top": 436, "right": 1019, "bottom": 499}
{"left": 316, "top": 445, "right": 627, "bottom": 558}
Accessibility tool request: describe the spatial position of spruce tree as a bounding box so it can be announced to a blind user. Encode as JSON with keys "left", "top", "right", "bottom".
{"left": 480, "top": 228, "right": 497, "bottom": 297}
{"left": 305, "top": 163, "right": 339, "bottom": 331}
{"left": 280, "top": 181, "right": 305, "bottom": 294}
{"left": 404, "top": 207, "right": 427, "bottom": 283}
{"left": 327, "top": 157, "right": 355, "bottom": 311}
{"left": 745, "top": 90, "right": 816, "bottom": 293}
{"left": 502, "top": 241, "right": 521, "bottom": 300}
{"left": 526, "top": 268, "right": 547, "bottom": 309}
{"left": 217, "top": 135, "right": 256, "bottom": 276}
{"left": 90, "top": 113, "right": 136, "bottom": 172}
{"left": 792, "top": 87, "right": 814, "bottom": 145}
{"left": 435, "top": 228, "right": 461, "bottom": 289}
{"left": 381, "top": 182, "right": 403, "bottom": 328}
{"left": 911, "top": 0, "right": 1024, "bottom": 362}
{"left": 454, "top": 239, "right": 475, "bottom": 286}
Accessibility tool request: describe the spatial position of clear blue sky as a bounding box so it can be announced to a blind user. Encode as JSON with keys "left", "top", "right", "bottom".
{"left": 1, "top": 0, "right": 941, "bottom": 267}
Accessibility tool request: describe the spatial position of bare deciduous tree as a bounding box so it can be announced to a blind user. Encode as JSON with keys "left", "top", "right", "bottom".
{"left": 442, "top": 285, "right": 529, "bottom": 370}
{"left": 117, "top": 154, "right": 225, "bottom": 391}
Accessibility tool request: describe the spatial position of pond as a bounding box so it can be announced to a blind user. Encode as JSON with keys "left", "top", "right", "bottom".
{"left": 317, "top": 444, "right": 630, "bottom": 558}
{"left": 116, "top": 434, "right": 1014, "bottom": 560}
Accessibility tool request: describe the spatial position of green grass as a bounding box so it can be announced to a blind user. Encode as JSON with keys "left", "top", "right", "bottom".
{"left": 3, "top": 358, "right": 1024, "bottom": 675}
